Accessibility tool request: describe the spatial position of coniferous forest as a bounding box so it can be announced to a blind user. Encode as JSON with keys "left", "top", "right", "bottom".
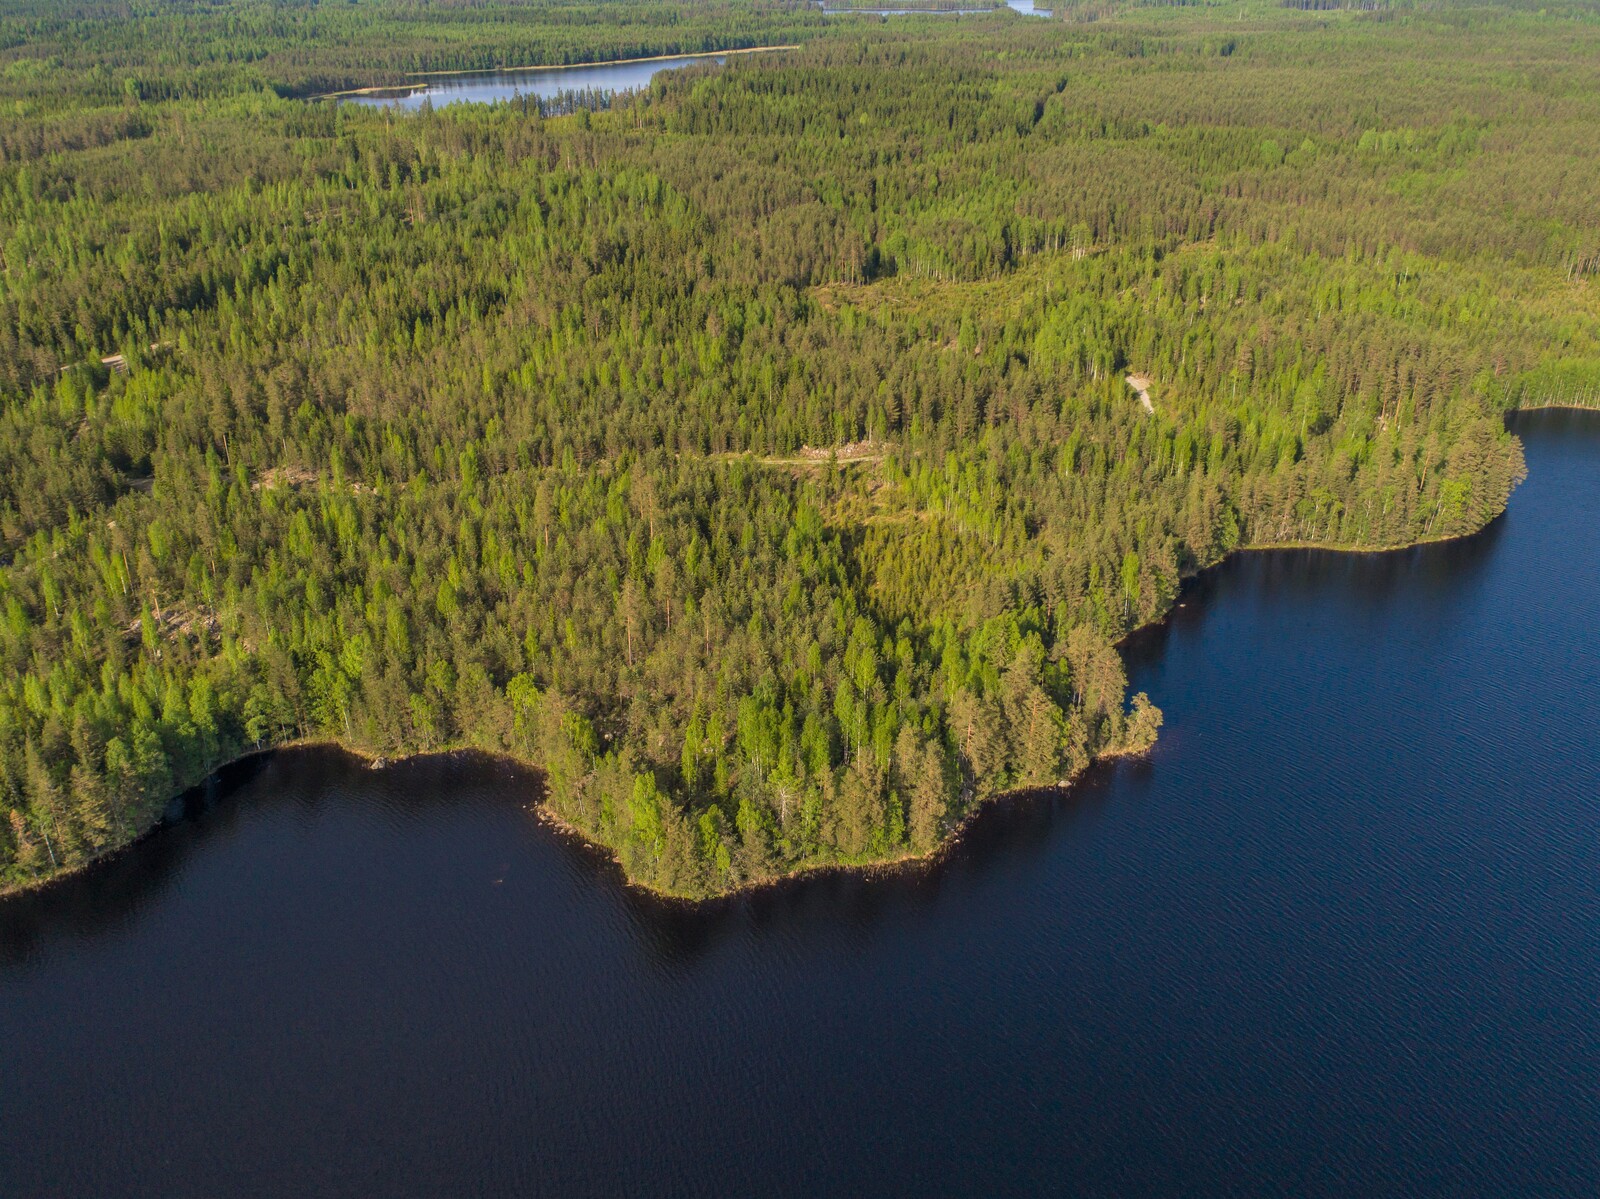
{"left": 1, "top": 0, "right": 1596, "bottom": 896}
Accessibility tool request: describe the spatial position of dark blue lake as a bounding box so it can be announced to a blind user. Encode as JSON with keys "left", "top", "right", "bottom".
{"left": 1, "top": 410, "right": 1596, "bottom": 1197}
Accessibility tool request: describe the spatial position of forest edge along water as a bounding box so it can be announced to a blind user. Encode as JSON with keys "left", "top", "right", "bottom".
{"left": 3, "top": 408, "right": 1594, "bottom": 1198}
{"left": 5, "top": 408, "right": 1584, "bottom": 907}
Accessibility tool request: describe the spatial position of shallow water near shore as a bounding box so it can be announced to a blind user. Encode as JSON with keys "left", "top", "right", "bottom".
{"left": 2, "top": 410, "right": 1597, "bottom": 1197}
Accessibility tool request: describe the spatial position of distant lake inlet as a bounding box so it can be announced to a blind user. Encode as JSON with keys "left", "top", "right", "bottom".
{"left": 337, "top": 49, "right": 781, "bottom": 111}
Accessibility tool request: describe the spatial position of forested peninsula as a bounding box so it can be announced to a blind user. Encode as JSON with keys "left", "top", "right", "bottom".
{"left": 2, "top": 1, "right": 1596, "bottom": 898}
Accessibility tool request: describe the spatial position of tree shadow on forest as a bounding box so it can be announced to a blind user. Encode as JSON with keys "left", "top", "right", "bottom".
{"left": 0, "top": 746, "right": 547, "bottom": 967}
{"left": 0, "top": 753, "right": 274, "bottom": 965}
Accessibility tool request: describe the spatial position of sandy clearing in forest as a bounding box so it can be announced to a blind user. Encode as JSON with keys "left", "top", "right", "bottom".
{"left": 1126, "top": 374, "right": 1155, "bottom": 414}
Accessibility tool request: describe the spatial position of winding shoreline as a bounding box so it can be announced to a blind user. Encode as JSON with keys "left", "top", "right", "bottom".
{"left": 0, "top": 514, "right": 1466, "bottom": 907}
{"left": 0, "top": 732, "right": 1146, "bottom": 906}
{"left": 2, "top": 409, "right": 1568, "bottom": 905}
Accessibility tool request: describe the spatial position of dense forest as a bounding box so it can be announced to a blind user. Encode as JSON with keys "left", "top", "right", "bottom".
{"left": 1, "top": 0, "right": 1596, "bottom": 897}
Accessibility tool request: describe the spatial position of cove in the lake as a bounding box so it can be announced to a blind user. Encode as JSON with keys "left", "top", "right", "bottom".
{"left": 2, "top": 409, "right": 1597, "bottom": 1198}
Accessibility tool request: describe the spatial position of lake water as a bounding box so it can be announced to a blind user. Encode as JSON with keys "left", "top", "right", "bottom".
{"left": 341, "top": 54, "right": 733, "bottom": 111}
{"left": 825, "top": 2, "right": 1052, "bottom": 15}
{"left": 1, "top": 410, "right": 1597, "bottom": 1197}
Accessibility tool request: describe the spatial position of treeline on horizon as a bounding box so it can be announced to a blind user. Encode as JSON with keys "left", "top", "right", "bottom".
{"left": 0, "top": 0, "right": 1596, "bottom": 896}
{"left": 0, "top": 0, "right": 835, "bottom": 102}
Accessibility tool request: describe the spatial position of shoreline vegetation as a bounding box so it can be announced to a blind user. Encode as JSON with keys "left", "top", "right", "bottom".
{"left": 3, "top": 0, "right": 1598, "bottom": 901}
{"left": 2, "top": 463, "right": 1546, "bottom": 905}
{"left": 0, "top": 673, "right": 1164, "bottom": 902}
{"left": 6, "top": 401, "right": 1570, "bottom": 903}
{"left": 3, "top": 407, "right": 1560, "bottom": 905}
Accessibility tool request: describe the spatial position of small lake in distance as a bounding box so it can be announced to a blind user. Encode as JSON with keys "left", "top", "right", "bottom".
{"left": 825, "top": 2, "right": 1051, "bottom": 15}
{"left": 342, "top": 6, "right": 1049, "bottom": 112}
{"left": 339, "top": 9, "right": 1051, "bottom": 112}
{"left": 341, "top": 52, "right": 739, "bottom": 111}
{"left": 1, "top": 410, "right": 1597, "bottom": 1197}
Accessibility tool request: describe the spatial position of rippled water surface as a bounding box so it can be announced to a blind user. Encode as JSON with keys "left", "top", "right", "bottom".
{"left": 2, "top": 411, "right": 1597, "bottom": 1197}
